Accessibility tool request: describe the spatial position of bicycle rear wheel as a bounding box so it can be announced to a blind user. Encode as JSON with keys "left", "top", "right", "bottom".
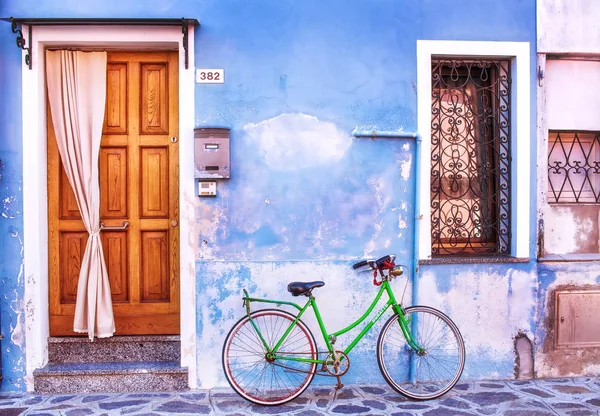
{"left": 222, "top": 309, "right": 318, "bottom": 405}
{"left": 377, "top": 306, "right": 465, "bottom": 400}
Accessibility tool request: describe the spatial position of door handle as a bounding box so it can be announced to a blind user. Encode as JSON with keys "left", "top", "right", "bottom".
{"left": 100, "top": 221, "right": 130, "bottom": 231}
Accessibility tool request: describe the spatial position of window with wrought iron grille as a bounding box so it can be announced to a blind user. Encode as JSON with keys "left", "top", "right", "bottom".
{"left": 430, "top": 59, "right": 511, "bottom": 256}
{"left": 548, "top": 131, "right": 600, "bottom": 204}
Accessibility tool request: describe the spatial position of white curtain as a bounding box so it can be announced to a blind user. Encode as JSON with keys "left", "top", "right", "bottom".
{"left": 46, "top": 50, "right": 115, "bottom": 340}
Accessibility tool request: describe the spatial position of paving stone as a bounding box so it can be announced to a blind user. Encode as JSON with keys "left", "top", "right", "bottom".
{"left": 0, "top": 409, "right": 29, "bottom": 416}
{"left": 525, "top": 399, "right": 552, "bottom": 409}
{"left": 438, "top": 398, "right": 472, "bottom": 409}
{"left": 475, "top": 409, "right": 497, "bottom": 415}
{"left": 0, "top": 395, "right": 21, "bottom": 400}
{"left": 390, "top": 413, "right": 414, "bottom": 416}
{"left": 463, "top": 391, "right": 519, "bottom": 406}
{"left": 27, "top": 413, "right": 58, "bottom": 416}
{"left": 296, "top": 410, "right": 328, "bottom": 416}
{"left": 316, "top": 398, "right": 330, "bottom": 408}
{"left": 154, "top": 400, "right": 211, "bottom": 414}
{"left": 125, "top": 392, "right": 172, "bottom": 398}
{"left": 480, "top": 383, "right": 505, "bottom": 388}
{"left": 381, "top": 394, "right": 408, "bottom": 403}
{"left": 22, "top": 396, "right": 45, "bottom": 405}
{"left": 512, "top": 380, "right": 533, "bottom": 385}
{"left": 396, "top": 403, "right": 430, "bottom": 410}
{"left": 521, "top": 387, "right": 555, "bottom": 398}
{"left": 311, "top": 388, "right": 334, "bottom": 397}
{"left": 585, "top": 398, "right": 600, "bottom": 407}
{"left": 453, "top": 383, "right": 471, "bottom": 391}
{"left": 40, "top": 404, "right": 74, "bottom": 410}
{"left": 250, "top": 404, "right": 303, "bottom": 414}
{"left": 81, "top": 395, "right": 110, "bottom": 403}
{"left": 291, "top": 396, "right": 311, "bottom": 405}
{"left": 213, "top": 399, "right": 248, "bottom": 412}
{"left": 423, "top": 409, "right": 475, "bottom": 416}
{"left": 360, "top": 386, "right": 386, "bottom": 395}
{"left": 330, "top": 404, "right": 371, "bottom": 414}
{"left": 503, "top": 411, "right": 554, "bottom": 416}
{"left": 335, "top": 389, "right": 360, "bottom": 399}
{"left": 98, "top": 399, "right": 150, "bottom": 410}
{"left": 362, "top": 399, "right": 386, "bottom": 410}
{"left": 179, "top": 391, "right": 208, "bottom": 401}
{"left": 64, "top": 409, "right": 95, "bottom": 416}
{"left": 121, "top": 406, "right": 148, "bottom": 414}
{"left": 50, "top": 395, "right": 77, "bottom": 404}
{"left": 566, "top": 411, "right": 597, "bottom": 416}
{"left": 553, "top": 402, "right": 588, "bottom": 409}
{"left": 551, "top": 385, "right": 594, "bottom": 394}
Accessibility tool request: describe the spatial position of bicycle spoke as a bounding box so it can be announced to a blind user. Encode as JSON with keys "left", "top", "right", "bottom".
{"left": 223, "top": 310, "right": 317, "bottom": 405}
{"left": 377, "top": 306, "right": 465, "bottom": 400}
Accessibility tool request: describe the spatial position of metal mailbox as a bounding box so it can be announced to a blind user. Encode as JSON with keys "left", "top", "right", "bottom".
{"left": 194, "top": 127, "right": 230, "bottom": 179}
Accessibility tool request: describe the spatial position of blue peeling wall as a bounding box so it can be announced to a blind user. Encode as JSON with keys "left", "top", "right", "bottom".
{"left": 0, "top": 0, "right": 537, "bottom": 390}
{"left": 0, "top": 10, "right": 26, "bottom": 391}
{"left": 192, "top": 0, "right": 537, "bottom": 387}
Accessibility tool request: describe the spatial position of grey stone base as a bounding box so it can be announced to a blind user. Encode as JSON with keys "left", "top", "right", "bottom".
{"left": 47, "top": 335, "right": 181, "bottom": 363}
{"left": 34, "top": 361, "right": 188, "bottom": 394}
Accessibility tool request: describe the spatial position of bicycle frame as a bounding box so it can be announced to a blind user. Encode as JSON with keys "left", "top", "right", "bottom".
{"left": 242, "top": 281, "right": 423, "bottom": 366}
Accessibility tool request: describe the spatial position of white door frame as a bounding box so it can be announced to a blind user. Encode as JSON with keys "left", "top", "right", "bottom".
{"left": 20, "top": 24, "right": 197, "bottom": 390}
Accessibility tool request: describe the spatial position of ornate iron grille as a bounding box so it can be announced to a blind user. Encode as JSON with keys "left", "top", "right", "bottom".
{"left": 431, "top": 59, "right": 511, "bottom": 256}
{"left": 548, "top": 131, "right": 600, "bottom": 203}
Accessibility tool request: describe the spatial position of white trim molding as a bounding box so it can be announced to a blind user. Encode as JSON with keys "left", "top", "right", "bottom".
{"left": 416, "top": 40, "right": 531, "bottom": 260}
{"left": 21, "top": 24, "right": 197, "bottom": 389}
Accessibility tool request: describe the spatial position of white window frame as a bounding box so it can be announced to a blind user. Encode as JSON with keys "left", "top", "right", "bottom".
{"left": 417, "top": 40, "right": 531, "bottom": 260}
{"left": 20, "top": 24, "right": 197, "bottom": 389}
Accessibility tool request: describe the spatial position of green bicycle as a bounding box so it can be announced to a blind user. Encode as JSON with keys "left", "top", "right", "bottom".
{"left": 222, "top": 254, "right": 465, "bottom": 405}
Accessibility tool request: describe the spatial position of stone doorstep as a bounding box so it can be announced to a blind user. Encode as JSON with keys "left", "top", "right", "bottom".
{"left": 33, "top": 361, "right": 189, "bottom": 394}
{"left": 47, "top": 335, "right": 181, "bottom": 364}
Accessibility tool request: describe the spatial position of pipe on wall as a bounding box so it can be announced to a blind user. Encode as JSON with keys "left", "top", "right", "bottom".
{"left": 353, "top": 129, "right": 423, "bottom": 383}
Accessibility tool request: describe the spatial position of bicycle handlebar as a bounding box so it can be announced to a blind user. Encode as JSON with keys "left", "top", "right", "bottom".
{"left": 352, "top": 254, "right": 396, "bottom": 270}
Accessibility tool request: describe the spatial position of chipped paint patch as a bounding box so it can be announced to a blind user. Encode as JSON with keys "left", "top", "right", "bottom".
{"left": 417, "top": 265, "right": 536, "bottom": 379}
{"left": 196, "top": 261, "right": 397, "bottom": 388}
{"left": 244, "top": 113, "right": 352, "bottom": 171}
{"left": 400, "top": 156, "right": 412, "bottom": 180}
{"left": 543, "top": 205, "right": 595, "bottom": 254}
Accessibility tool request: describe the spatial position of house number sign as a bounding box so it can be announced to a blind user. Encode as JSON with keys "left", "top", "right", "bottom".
{"left": 196, "top": 69, "right": 224, "bottom": 84}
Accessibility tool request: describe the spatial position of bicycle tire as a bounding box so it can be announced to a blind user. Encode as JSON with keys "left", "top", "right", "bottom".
{"left": 222, "top": 309, "right": 318, "bottom": 405}
{"left": 376, "top": 306, "right": 465, "bottom": 400}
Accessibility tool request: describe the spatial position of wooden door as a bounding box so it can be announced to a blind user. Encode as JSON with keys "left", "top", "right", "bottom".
{"left": 48, "top": 51, "right": 180, "bottom": 335}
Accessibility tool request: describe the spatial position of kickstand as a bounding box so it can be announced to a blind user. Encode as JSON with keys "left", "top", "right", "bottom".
{"left": 334, "top": 376, "right": 344, "bottom": 390}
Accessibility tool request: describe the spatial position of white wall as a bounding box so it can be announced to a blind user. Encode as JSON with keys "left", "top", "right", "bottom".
{"left": 538, "top": 0, "right": 600, "bottom": 53}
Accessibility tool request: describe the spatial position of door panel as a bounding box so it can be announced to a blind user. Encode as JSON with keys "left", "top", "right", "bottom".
{"left": 48, "top": 51, "right": 180, "bottom": 336}
{"left": 100, "top": 147, "right": 128, "bottom": 218}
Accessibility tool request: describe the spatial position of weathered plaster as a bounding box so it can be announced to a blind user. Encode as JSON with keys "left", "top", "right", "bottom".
{"left": 535, "top": 264, "right": 600, "bottom": 378}
{"left": 418, "top": 264, "right": 537, "bottom": 380}
{"left": 543, "top": 205, "right": 599, "bottom": 254}
{"left": 0, "top": 23, "right": 26, "bottom": 391}
{"left": 197, "top": 261, "right": 411, "bottom": 388}
{"left": 538, "top": 0, "right": 600, "bottom": 53}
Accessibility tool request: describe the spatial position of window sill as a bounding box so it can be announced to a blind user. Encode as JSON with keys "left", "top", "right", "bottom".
{"left": 420, "top": 257, "right": 530, "bottom": 265}
{"left": 538, "top": 254, "right": 600, "bottom": 263}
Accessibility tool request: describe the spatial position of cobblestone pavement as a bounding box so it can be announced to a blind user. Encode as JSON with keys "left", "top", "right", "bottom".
{"left": 1, "top": 378, "right": 600, "bottom": 415}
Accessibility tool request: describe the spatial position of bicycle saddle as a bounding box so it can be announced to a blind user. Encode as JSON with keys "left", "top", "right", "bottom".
{"left": 287, "top": 281, "right": 325, "bottom": 297}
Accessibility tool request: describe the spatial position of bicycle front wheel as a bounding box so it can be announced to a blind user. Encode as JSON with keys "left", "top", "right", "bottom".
{"left": 377, "top": 306, "right": 465, "bottom": 400}
{"left": 222, "top": 309, "right": 318, "bottom": 406}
